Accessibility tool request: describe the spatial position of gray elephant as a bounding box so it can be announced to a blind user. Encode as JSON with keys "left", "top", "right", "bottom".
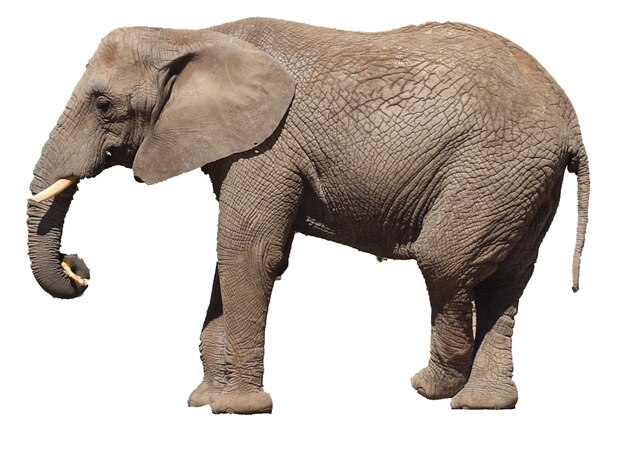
{"left": 27, "top": 18, "right": 589, "bottom": 413}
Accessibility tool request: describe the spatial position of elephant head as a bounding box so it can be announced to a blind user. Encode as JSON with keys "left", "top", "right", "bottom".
{"left": 27, "top": 27, "right": 296, "bottom": 298}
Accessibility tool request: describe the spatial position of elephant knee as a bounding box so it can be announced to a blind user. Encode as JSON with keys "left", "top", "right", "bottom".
{"left": 218, "top": 237, "right": 287, "bottom": 279}
{"left": 259, "top": 240, "right": 288, "bottom": 278}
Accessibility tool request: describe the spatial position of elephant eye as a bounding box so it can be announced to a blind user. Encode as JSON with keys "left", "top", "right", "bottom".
{"left": 95, "top": 96, "right": 113, "bottom": 115}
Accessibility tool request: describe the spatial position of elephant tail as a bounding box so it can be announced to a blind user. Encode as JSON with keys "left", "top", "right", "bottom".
{"left": 567, "top": 128, "right": 589, "bottom": 293}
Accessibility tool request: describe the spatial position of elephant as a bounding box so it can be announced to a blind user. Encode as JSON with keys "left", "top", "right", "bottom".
{"left": 27, "top": 18, "right": 589, "bottom": 414}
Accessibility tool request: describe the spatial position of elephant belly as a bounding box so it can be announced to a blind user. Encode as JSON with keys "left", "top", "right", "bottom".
{"left": 294, "top": 210, "right": 421, "bottom": 260}
{"left": 294, "top": 171, "right": 435, "bottom": 260}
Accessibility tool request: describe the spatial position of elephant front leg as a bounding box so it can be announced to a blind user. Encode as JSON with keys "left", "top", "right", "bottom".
{"left": 200, "top": 159, "right": 301, "bottom": 414}
{"left": 208, "top": 237, "right": 284, "bottom": 414}
{"left": 188, "top": 265, "right": 227, "bottom": 408}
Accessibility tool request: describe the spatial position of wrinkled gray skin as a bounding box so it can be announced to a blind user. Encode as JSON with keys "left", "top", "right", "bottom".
{"left": 28, "top": 18, "right": 589, "bottom": 413}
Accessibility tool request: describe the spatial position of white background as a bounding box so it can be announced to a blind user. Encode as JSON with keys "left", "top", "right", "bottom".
{"left": 1, "top": 1, "right": 623, "bottom": 449}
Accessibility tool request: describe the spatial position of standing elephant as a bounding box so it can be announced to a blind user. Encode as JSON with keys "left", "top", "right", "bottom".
{"left": 27, "top": 18, "right": 589, "bottom": 413}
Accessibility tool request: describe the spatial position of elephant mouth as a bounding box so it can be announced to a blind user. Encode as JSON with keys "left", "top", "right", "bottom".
{"left": 31, "top": 144, "right": 139, "bottom": 203}
{"left": 104, "top": 145, "right": 138, "bottom": 170}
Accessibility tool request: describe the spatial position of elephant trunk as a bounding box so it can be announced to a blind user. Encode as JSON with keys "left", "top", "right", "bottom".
{"left": 27, "top": 165, "right": 89, "bottom": 299}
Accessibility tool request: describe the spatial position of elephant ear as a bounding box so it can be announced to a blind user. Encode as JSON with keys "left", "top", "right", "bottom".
{"left": 133, "top": 40, "right": 296, "bottom": 185}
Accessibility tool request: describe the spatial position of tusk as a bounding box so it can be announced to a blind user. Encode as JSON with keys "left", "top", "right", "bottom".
{"left": 30, "top": 175, "right": 79, "bottom": 203}
{"left": 61, "top": 258, "right": 89, "bottom": 287}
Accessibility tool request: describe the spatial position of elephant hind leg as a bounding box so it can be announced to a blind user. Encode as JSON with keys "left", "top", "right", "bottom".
{"left": 450, "top": 267, "right": 533, "bottom": 409}
{"left": 410, "top": 193, "right": 514, "bottom": 401}
{"left": 451, "top": 221, "right": 549, "bottom": 409}
{"left": 411, "top": 284, "right": 475, "bottom": 399}
{"left": 451, "top": 195, "right": 559, "bottom": 409}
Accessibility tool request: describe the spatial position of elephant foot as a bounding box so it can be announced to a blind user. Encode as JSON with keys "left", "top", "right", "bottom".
{"left": 450, "top": 378, "right": 517, "bottom": 409}
{"left": 210, "top": 389, "right": 273, "bottom": 414}
{"left": 188, "top": 380, "right": 221, "bottom": 407}
{"left": 411, "top": 364, "right": 468, "bottom": 400}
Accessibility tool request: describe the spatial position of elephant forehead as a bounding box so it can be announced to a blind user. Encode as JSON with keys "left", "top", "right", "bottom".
{"left": 93, "top": 28, "right": 153, "bottom": 70}
{"left": 85, "top": 52, "right": 150, "bottom": 94}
